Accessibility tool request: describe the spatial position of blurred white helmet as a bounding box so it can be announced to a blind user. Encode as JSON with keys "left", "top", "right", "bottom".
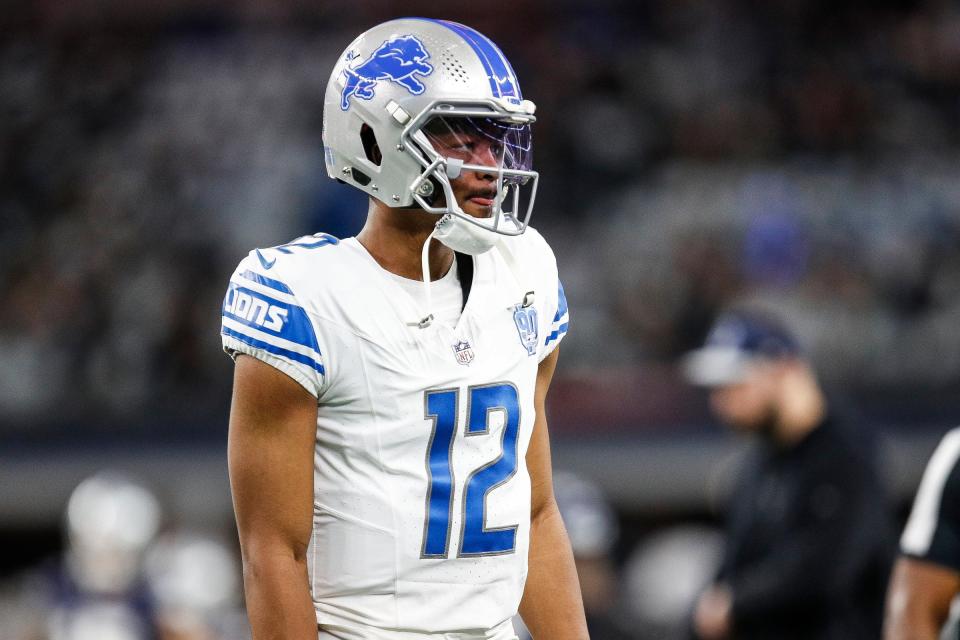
{"left": 65, "top": 472, "right": 161, "bottom": 595}
{"left": 144, "top": 531, "right": 240, "bottom": 634}
{"left": 323, "top": 18, "right": 538, "bottom": 252}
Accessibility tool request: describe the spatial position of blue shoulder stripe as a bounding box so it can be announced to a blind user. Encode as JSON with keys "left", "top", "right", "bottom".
{"left": 553, "top": 280, "right": 568, "bottom": 323}
{"left": 222, "top": 327, "right": 325, "bottom": 376}
{"left": 417, "top": 18, "right": 522, "bottom": 102}
{"left": 240, "top": 269, "right": 293, "bottom": 295}
{"left": 222, "top": 283, "right": 321, "bottom": 356}
{"left": 544, "top": 321, "right": 569, "bottom": 348}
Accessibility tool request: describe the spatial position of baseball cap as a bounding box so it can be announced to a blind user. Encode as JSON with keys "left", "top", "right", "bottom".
{"left": 683, "top": 311, "right": 800, "bottom": 387}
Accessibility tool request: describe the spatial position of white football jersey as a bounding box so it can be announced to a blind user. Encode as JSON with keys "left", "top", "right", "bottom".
{"left": 220, "top": 228, "right": 568, "bottom": 637}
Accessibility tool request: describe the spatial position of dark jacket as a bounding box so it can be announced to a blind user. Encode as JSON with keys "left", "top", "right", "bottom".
{"left": 716, "top": 412, "right": 895, "bottom": 639}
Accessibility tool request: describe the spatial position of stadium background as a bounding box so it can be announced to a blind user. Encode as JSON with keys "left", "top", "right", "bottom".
{"left": 2, "top": 0, "right": 959, "bottom": 636}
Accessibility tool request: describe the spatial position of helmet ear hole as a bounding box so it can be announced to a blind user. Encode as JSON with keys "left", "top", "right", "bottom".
{"left": 351, "top": 168, "right": 372, "bottom": 186}
{"left": 360, "top": 123, "right": 382, "bottom": 166}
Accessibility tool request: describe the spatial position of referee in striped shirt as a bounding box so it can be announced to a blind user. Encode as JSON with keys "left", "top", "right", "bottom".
{"left": 885, "top": 427, "right": 960, "bottom": 639}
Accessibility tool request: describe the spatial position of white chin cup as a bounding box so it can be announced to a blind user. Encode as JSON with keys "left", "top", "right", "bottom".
{"left": 433, "top": 214, "right": 502, "bottom": 255}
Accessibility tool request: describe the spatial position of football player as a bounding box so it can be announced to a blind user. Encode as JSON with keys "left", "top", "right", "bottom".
{"left": 35, "top": 472, "right": 162, "bottom": 640}
{"left": 884, "top": 427, "right": 960, "bottom": 639}
{"left": 221, "top": 18, "right": 588, "bottom": 640}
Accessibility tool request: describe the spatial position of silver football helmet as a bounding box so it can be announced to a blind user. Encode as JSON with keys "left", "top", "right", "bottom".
{"left": 323, "top": 18, "right": 538, "bottom": 243}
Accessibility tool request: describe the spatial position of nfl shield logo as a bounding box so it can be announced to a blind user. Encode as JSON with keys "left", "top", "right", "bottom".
{"left": 452, "top": 340, "right": 475, "bottom": 366}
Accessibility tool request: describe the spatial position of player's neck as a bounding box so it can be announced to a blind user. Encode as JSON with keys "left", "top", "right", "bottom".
{"left": 357, "top": 201, "right": 454, "bottom": 281}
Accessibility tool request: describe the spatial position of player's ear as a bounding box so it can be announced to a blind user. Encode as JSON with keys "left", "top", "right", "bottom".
{"left": 360, "top": 123, "right": 382, "bottom": 166}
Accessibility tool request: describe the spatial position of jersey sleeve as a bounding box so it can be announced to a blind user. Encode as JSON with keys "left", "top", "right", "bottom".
{"left": 900, "top": 427, "right": 960, "bottom": 571}
{"left": 220, "top": 254, "right": 326, "bottom": 398}
{"left": 540, "top": 279, "right": 569, "bottom": 361}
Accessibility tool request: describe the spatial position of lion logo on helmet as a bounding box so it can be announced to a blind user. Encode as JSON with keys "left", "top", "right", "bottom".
{"left": 340, "top": 35, "right": 434, "bottom": 110}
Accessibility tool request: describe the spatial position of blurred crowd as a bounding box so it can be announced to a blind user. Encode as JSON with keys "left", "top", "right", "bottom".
{"left": 4, "top": 0, "right": 960, "bottom": 434}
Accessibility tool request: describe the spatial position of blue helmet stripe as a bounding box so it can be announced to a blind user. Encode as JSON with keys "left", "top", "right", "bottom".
{"left": 416, "top": 18, "right": 522, "bottom": 101}
{"left": 443, "top": 20, "right": 522, "bottom": 100}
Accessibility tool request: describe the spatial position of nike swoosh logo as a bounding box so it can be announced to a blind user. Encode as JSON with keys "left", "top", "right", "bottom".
{"left": 255, "top": 249, "right": 276, "bottom": 270}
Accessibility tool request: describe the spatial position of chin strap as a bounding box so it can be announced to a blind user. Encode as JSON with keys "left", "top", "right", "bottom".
{"left": 407, "top": 228, "right": 437, "bottom": 329}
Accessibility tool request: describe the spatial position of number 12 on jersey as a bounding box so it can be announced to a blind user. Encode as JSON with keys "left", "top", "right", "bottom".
{"left": 421, "top": 383, "right": 521, "bottom": 558}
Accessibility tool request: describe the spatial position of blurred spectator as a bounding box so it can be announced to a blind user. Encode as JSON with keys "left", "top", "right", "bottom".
{"left": 884, "top": 427, "right": 960, "bottom": 639}
{"left": 683, "top": 310, "right": 894, "bottom": 639}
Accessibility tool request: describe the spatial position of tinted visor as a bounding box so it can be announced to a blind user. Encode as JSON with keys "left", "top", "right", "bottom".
{"left": 422, "top": 116, "right": 533, "bottom": 183}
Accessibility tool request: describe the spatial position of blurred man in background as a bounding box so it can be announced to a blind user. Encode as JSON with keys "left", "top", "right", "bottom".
{"left": 684, "top": 311, "right": 894, "bottom": 640}
{"left": 884, "top": 427, "right": 960, "bottom": 639}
